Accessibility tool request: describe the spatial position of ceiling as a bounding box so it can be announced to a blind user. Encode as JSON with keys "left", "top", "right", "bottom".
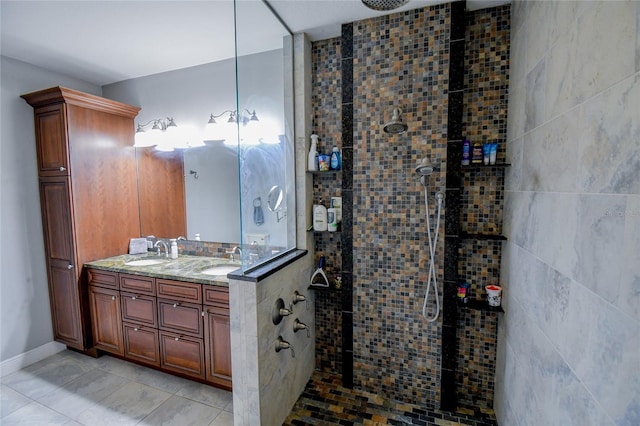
{"left": 0, "top": 0, "right": 509, "bottom": 86}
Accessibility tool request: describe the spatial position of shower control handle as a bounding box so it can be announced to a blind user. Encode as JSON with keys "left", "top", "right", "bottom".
{"left": 293, "top": 318, "right": 310, "bottom": 338}
{"left": 275, "top": 336, "right": 295, "bottom": 358}
{"left": 292, "top": 290, "right": 307, "bottom": 305}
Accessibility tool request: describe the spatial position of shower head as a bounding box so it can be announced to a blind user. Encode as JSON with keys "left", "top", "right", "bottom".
{"left": 361, "top": 0, "right": 410, "bottom": 11}
{"left": 415, "top": 158, "right": 434, "bottom": 176}
{"left": 383, "top": 107, "right": 408, "bottom": 135}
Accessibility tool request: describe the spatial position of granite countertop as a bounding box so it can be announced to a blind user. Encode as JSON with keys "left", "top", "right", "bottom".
{"left": 84, "top": 254, "right": 242, "bottom": 287}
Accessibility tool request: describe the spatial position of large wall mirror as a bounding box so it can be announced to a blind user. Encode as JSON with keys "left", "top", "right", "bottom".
{"left": 103, "top": 0, "right": 294, "bottom": 270}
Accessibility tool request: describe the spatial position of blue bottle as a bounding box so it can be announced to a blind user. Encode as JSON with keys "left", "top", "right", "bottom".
{"left": 462, "top": 139, "right": 470, "bottom": 165}
{"left": 330, "top": 147, "right": 341, "bottom": 170}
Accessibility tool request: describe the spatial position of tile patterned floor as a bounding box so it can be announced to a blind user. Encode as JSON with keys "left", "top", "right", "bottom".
{"left": 2, "top": 350, "right": 497, "bottom": 426}
{"left": 285, "top": 372, "right": 498, "bottom": 426}
{"left": 0, "top": 350, "right": 233, "bottom": 426}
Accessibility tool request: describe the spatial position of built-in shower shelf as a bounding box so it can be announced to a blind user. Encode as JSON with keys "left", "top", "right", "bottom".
{"left": 460, "top": 232, "right": 507, "bottom": 241}
{"left": 308, "top": 284, "right": 341, "bottom": 292}
{"left": 461, "top": 163, "right": 511, "bottom": 171}
{"left": 458, "top": 299, "right": 504, "bottom": 313}
{"left": 307, "top": 170, "right": 341, "bottom": 175}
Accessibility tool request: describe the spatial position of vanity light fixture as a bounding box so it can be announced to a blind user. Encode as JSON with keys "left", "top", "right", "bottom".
{"left": 134, "top": 117, "right": 178, "bottom": 148}
{"left": 206, "top": 109, "right": 259, "bottom": 126}
{"left": 205, "top": 109, "right": 260, "bottom": 144}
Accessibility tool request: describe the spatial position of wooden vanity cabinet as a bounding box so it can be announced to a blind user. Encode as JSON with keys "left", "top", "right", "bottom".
{"left": 203, "top": 287, "right": 232, "bottom": 390}
{"left": 88, "top": 270, "right": 124, "bottom": 356}
{"left": 85, "top": 267, "right": 231, "bottom": 387}
{"left": 22, "top": 87, "right": 140, "bottom": 351}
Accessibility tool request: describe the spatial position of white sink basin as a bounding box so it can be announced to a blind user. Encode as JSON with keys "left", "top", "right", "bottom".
{"left": 200, "top": 265, "right": 239, "bottom": 276}
{"left": 125, "top": 259, "right": 166, "bottom": 266}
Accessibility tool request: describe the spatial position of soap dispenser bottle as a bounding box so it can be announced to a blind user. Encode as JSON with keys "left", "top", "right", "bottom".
{"left": 308, "top": 134, "right": 319, "bottom": 172}
{"left": 170, "top": 239, "right": 178, "bottom": 259}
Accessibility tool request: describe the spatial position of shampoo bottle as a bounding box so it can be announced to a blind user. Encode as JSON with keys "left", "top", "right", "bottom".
{"left": 308, "top": 134, "right": 319, "bottom": 171}
{"left": 313, "top": 204, "right": 328, "bottom": 231}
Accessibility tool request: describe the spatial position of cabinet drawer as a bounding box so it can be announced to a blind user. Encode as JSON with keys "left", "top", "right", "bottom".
{"left": 87, "top": 269, "right": 118, "bottom": 290}
{"left": 120, "top": 274, "right": 155, "bottom": 295}
{"left": 121, "top": 293, "right": 157, "bottom": 327}
{"left": 160, "top": 331, "right": 205, "bottom": 379}
{"left": 123, "top": 323, "right": 160, "bottom": 367}
{"left": 203, "top": 286, "right": 229, "bottom": 306}
{"left": 158, "top": 300, "right": 203, "bottom": 337}
{"left": 157, "top": 279, "right": 202, "bottom": 303}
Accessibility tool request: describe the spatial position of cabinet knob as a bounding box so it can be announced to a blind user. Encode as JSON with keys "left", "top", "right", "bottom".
{"left": 172, "top": 303, "right": 180, "bottom": 308}
{"left": 134, "top": 327, "right": 139, "bottom": 332}
{"left": 59, "top": 166, "right": 66, "bottom": 172}
{"left": 131, "top": 296, "right": 137, "bottom": 300}
{"left": 174, "top": 336, "right": 180, "bottom": 341}
{"left": 111, "top": 296, "right": 116, "bottom": 301}
{"left": 67, "top": 264, "right": 74, "bottom": 270}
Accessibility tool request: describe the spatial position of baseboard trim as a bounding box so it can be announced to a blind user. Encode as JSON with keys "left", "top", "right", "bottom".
{"left": 0, "top": 341, "right": 66, "bottom": 377}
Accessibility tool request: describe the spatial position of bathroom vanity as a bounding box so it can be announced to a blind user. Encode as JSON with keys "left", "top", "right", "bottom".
{"left": 84, "top": 254, "right": 237, "bottom": 390}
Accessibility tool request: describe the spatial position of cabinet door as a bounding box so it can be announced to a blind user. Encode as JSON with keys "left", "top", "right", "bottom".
{"left": 157, "top": 300, "right": 203, "bottom": 338}
{"left": 48, "top": 263, "right": 82, "bottom": 346}
{"left": 204, "top": 305, "right": 232, "bottom": 389}
{"left": 40, "top": 178, "right": 83, "bottom": 349}
{"left": 34, "top": 104, "right": 69, "bottom": 176}
{"left": 88, "top": 286, "right": 124, "bottom": 355}
{"left": 123, "top": 323, "right": 160, "bottom": 367}
{"left": 159, "top": 331, "right": 205, "bottom": 379}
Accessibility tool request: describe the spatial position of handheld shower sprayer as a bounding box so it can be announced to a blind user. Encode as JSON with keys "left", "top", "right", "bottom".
{"left": 415, "top": 158, "right": 435, "bottom": 186}
{"left": 414, "top": 158, "right": 444, "bottom": 322}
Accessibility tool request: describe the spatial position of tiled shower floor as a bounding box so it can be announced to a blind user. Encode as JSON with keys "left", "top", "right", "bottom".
{"left": 285, "top": 371, "right": 497, "bottom": 426}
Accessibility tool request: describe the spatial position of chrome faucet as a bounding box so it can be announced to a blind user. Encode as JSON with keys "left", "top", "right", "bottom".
{"left": 176, "top": 236, "right": 187, "bottom": 241}
{"left": 154, "top": 240, "right": 169, "bottom": 257}
{"left": 226, "top": 246, "right": 242, "bottom": 262}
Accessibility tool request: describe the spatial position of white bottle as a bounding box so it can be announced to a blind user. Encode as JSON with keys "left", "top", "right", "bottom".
{"left": 170, "top": 239, "right": 178, "bottom": 259}
{"left": 313, "top": 204, "right": 327, "bottom": 231}
{"left": 194, "top": 233, "right": 201, "bottom": 241}
{"left": 308, "top": 134, "right": 319, "bottom": 172}
{"left": 327, "top": 207, "right": 338, "bottom": 232}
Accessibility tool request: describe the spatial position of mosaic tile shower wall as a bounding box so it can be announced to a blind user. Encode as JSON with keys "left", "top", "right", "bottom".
{"left": 351, "top": 4, "right": 451, "bottom": 406}
{"left": 311, "top": 37, "right": 344, "bottom": 372}
{"left": 456, "top": 5, "right": 510, "bottom": 409}
{"left": 310, "top": 2, "right": 510, "bottom": 410}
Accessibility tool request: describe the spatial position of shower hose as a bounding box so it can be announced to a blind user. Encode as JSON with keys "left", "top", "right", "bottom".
{"left": 422, "top": 188, "right": 444, "bottom": 322}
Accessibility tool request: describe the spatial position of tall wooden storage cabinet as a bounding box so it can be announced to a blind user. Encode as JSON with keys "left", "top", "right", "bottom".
{"left": 22, "top": 87, "right": 141, "bottom": 351}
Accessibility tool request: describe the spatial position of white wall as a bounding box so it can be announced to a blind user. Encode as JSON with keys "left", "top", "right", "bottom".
{"left": 0, "top": 56, "right": 101, "bottom": 363}
{"left": 496, "top": 2, "right": 640, "bottom": 425}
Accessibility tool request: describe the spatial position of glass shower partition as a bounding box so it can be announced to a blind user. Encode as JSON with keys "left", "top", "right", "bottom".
{"left": 233, "top": 0, "right": 295, "bottom": 271}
